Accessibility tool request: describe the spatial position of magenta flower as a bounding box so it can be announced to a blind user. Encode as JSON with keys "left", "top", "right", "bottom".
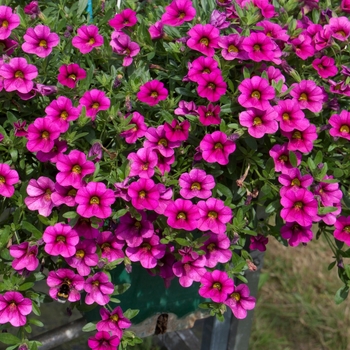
{"left": 164, "top": 199, "right": 199, "bottom": 231}
{"left": 43, "top": 223, "right": 79, "bottom": 258}
{"left": 51, "top": 184, "right": 77, "bottom": 207}
{"left": 188, "top": 56, "right": 220, "bottom": 83}
{"left": 56, "top": 150, "right": 95, "bottom": 189}
{"left": 250, "top": 235, "right": 268, "bottom": 252}
{"left": 128, "top": 178, "right": 160, "bottom": 210}
{"left": 313, "top": 175, "right": 343, "bottom": 207}
{"left": 324, "top": 16, "right": 350, "bottom": 41}
{"left": 115, "top": 211, "right": 154, "bottom": 247}
{"left": 24, "top": 176, "right": 56, "bottom": 217}
{"left": 282, "top": 124, "right": 318, "bottom": 154}
{"left": 108, "top": 9, "right": 137, "bottom": 30}
{"left": 127, "top": 148, "right": 158, "bottom": 179}
{"left": 22, "top": 25, "right": 59, "bottom": 58}
{"left": 291, "top": 34, "right": 315, "bottom": 60}
{"left": 274, "top": 99, "right": 308, "bottom": 132}
{"left": 65, "top": 240, "right": 99, "bottom": 276}
{"left": 37, "top": 139, "right": 68, "bottom": 163}
{"left": 199, "top": 270, "right": 234, "bottom": 303}
{"left": 342, "top": 0, "right": 350, "bottom": 12}
{"left": 198, "top": 104, "right": 221, "bottom": 125}
{"left": 218, "top": 34, "right": 247, "bottom": 61}
{"left": 27, "top": 117, "right": 61, "bottom": 153}
{"left": 256, "top": 20, "right": 289, "bottom": 42}
{"left": 281, "top": 222, "right": 313, "bottom": 247}
{"left": 179, "top": 168, "right": 215, "bottom": 199}
{"left": 164, "top": 119, "right": 190, "bottom": 142}
{"left": 9, "top": 242, "right": 39, "bottom": 272}
{"left": 120, "top": 112, "right": 147, "bottom": 144}
{"left": 126, "top": 235, "right": 166, "bottom": 269}
{"left": 110, "top": 32, "right": 140, "bottom": 67}
{"left": 74, "top": 217, "right": 100, "bottom": 240}
{"left": 14, "top": 120, "right": 27, "bottom": 137}
{"left": 312, "top": 56, "right": 338, "bottom": 79}
{"left": 238, "top": 77, "right": 275, "bottom": 111}
{"left": 84, "top": 272, "right": 114, "bottom": 306}
{"left": 242, "top": 33, "right": 275, "bottom": 62}
{"left": 154, "top": 183, "right": 173, "bottom": 215}
{"left": 97, "top": 306, "right": 131, "bottom": 338}
{"left": 280, "top": 188, "right": 318, "bottom": 227}
{"left": 269, "top": 143, "right": 302, "bottom": 174}
{"left": 0, "top": 57, "right": 38, "bottom": 94}
{"left": 72, "top": 25, "right": 103, "bottom": 54}
{"left": 239, "top": 107, "right": 278, "bottom": 138}
{"left": 0, "top": 6, "right": 20, "bottom": 40}
{"left": 334, "top": 216, "right": 350, "bottom": 246}
{"left": 58, "top": 63, "right": 86, "bottom": 89}
{"left": 155, "top": 151, "right": 175, "bottom": 176}
{"left": 200, "top": 131, "right": 236, "bottom": 166}
{"left": 97, "top": 231, "right": 125, "bottom": 263}
{"left": 224, "top": 284, "right": 256, "bottom": 319}
{"left": 45, "top": 96, "right": 80, "bottom": 132}
{"left": 47, "top": 268, "right": 84, "bottom": 302}
{"left": 79, "top": 89, "right": 111, "bottom": 120}
{"left": 197, "top": 72, "right": 227, "bottom": 102}
{"left": 174, "top": 100, "right": 198, "bottom": 116}
{"left": 0, "top": 37, "right": 17, "bottom": 55}
{"left": 197, "top": 198, "right": 232, "bottom": 234}
{"left": 329, "top": 110, "right": 350, "bottom": 140}
{"left": 137, "top": 80, "right": 168, "bottom": 106}
{"left": 149, "top": 21, "right": 164, "bottom": 40}
{"left": 88, "top": 331, "right": 120, "bottom": 350}
{"left": 0, "top": 163, "right": 19, "bottom": 197}
{"left": 202, "top": 233, "right": 232, "bottom": 268}
{"left": 278, "top": 168, "right": 313, "bottom": 196}
{"left": 24, "top": 1, "right": 40, "bottom": 17}
{"left": 75, "top": 182, "right": 115, "bottom": 219}
{"left": 187, "top": 24, "right": 220, "bottom": 57}
{"left": 290, "top": 80, "right": 324, "bottom": 113}
{"left": 161, "top": 0, "right": 196, "bottom": 26}
{"left": 0, "top": 291, "right": 32, "bottom": 327}
{"left": 172, "top": 255, "right": 207, "bottom": 287}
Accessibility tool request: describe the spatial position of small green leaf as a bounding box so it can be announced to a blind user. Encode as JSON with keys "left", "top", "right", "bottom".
{"left": 77, "top": 0, "right": 89, "bottom": 17}
{"left": 216, "top": 183, "right": 233, "bottom": 198}
{"left": 82, "top": 322, "right": 97, "bottom": 332}
{"left": 123, "top": 309, "right": 139, "bottom": 320}
{"left": 113, "top": 283, "right": 131, "bottom": 296}
{"left": 318, "top": 206, "right": 338, "bottom": 215}
{"left": 175, "top": 238, "right": 191, "bottom": 246}
{"left": 32, "top": 302, "right": 41, "bottom": 316}
{"left": 18, "top": 282, "right": 35, "bottom": 291}
{"left": 22, "top": 221, "right": 42, "bottom": 239}
{"left": 0, "top": 333, "right": 21, "bottom": 345}
{"left": 335, "top": 286, "right": 349, "bottom": 304}
{"left": 289, "top": 151, "right": 298, "bottom": 168}
{"left": 29, "top": 318, "right": 44, "bottom": 327}
{"left": 328, "top": 261, "right": 336, "bottom": 271}
{"left": 62, "top": 211, "right": 78, "bottom": 219}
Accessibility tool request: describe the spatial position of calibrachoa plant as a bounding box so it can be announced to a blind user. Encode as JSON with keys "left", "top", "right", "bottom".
{"left": 1, "top": 0, "right": 350, "bottom": 349}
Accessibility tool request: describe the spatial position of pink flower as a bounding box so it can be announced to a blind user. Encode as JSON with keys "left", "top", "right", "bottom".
{"left": 200, "top": 131, "right": 236, "bottom": 165}
{"left": 97, "top": 306, "right": 132, "bottom": 338}
{"left": 172, "top": 256, "right": 206, "bottom": 287}
{"left": 187, "top": 24, "right": 220, "bottom": 57}
{"left": 197, "top": 72, "right": 227, "bottom": 102}
{"left": 290, "top": 80, "right": 324, "bottom": 113}
{"left": 126, "top": 234, "right": 166, "bottom": 269}
{"left": 56, "top": 150, "right": 95, "bottom": 189}
{"left": 51, "top": 184, "right": 77, "bottom": 207}
{"left": 179, "top": 168, "right": 215, "bottom": 199}
{"left": 22, "top": 25, "right": 59, "bottom": 58}
{"left": 198, "top": 104, "right": 221, "bottom": 125}
{"left": 127, "top": 148, "right": 158, "bottom": 178}
{"left": 341, "top": 0, "right": 350, "bottom": 13}
{"left": 154, "top": 183, "right": 173, "bottom": 215}
{"left": 164, "top": 199, "right": 199, "bottom": 231}
{"left": 9, "top": 242, "right": 39, "bottom": 272}
{"left": 14, "top": 120, "right": 27, "bottom": 137}
{"left": 47, "top": 268, "right": 84, "bottom": 302}
{"left": 0, "top": 291, "right": 32, "bottom": 327}
{"left": 161, "top": 0, "right": 196, "bottom": 26}
{"left": 88, "top": 331, "right": 120, "bottom": 350}
{"left": 128, "top": 178, "right": 160, "bottom": 210}
{"left": 312, "top": 56, "right": 338, "bottom": 79}
{"left": 224, "top": 284, "right": 256, "bottom": 319}
{"left": 324, "top": 16, "right": 350, "bottom": 41}
{"left": 281, "top": 222, "right": 313, "bottom": 247}
{"left": 74, "top": 217, "right": 100, "bottom": 240}
{"left": 274, "top": 99, "right": 308, "bottom": 132}
{"left": 155, "top": 151, "right": 175, "bottom": 176}
{"left": 137, "top": 80, "right": 168, "bottom": 106}
{"left": 24, "top": 176, "right": 56, "bottom": 217}
{"left": 291, "top": 34, "right": 315, "bottom": 60}
{"left": 256, "top": 20, "right": 289, "bottom": 42}
{"left": 0, "top": 57, "right": 38, "bottom": 94}
{"left": 0, "top": 6, "right": 20, "bottom": 40}
{"left": 238, "top": 77, "right": 275, "bottom": 111}
{"left": 97, "top": 231, "right": 125, "bottom": 263}
{"left": 201, "top": 233, "right": 232, "bottom": 268}
{"left": 84, "top": 272, "right": 114, "bottom": 305}
{"left": 269, "top": 144, "right": 302, "bottom": 174}
{"left": 79, "top": 89, "right": 111, "bottom": 120}
{"left": 242, "top": 33, "right": 275, "bottom": 62}
{"left": 43, "top": 223, "right": 79, "bottom": 258}
{"left": 199, "top": 270, "right": 234, "bottom": 303}
{"left": 164, "top": 119, "right": 190, "bottom": 142}
{"left": 149, "top": 21, "right": 164, "bottom": 40}
{"left": 58, "top": 63, "right": 86, "bottom": 89}
{"left": 334, "top": 216, "right": 350, "bottom": 246}
{"left": 278, "top": 168, "right": 313, "bottom": 196}
{"left": 197, "top": 198, "right": 232, "bottom": 234}
{"left": 36, "top": 139, "right": 68, "bottom": 163}
{"left": 218, "top": 34, "right": 248, "bottom": 60}
{"left": 110, "top": 32, "right": 140, "bottom": 67}
{"left": 120, "top": 112, "right": 147, "bottom": 144}
{"left": 108, "top": 9, "right": 137, "bottom": 31}
{"left": 0, "top": 163, "right": 19, "bottom": 197}
{"left": 174, "top": 100, "right": 198, "bottom": 116}
{"left": 24, "top": 2, "right": 40, "bottom": 17}
{"left": 282, "top": 124, "right": 318, "bottom": 154}
{"left": 72, "top": 25, "right": 104, "bottom": 54}
{"left": 188, "top": 56, "right": 220, "bottom": 83}
{"left": 313, "top": 175, "right": 343, "bottom": 207}
{"left": 65, "top": 240, "right": 99, "bottom": 276}
{"left": 280, "top": 188, "right": 318, "bottom": 226}
{"left": 75, "top": 182, "right": 115, "bottom": 219}
{"left": 329, "top": 110, "right": 350, "bottom": 140}
{"left": 239, "top": 107, "right": 278, "bottom": 138}
{"left": 250, "top": 235, "right": 268, "bottom": 251}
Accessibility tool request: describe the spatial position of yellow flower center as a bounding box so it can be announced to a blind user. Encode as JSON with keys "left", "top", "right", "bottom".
{"left": 179, "top": 12, "right": 185, "bottom": 19}
{"left": 299, "top": 93, "right": 308, "bottom": 101}
{"left": 67, "top": 189, "right": 77, "bottom": 196}
{"left": 0, "top": 176, "right": 5, "bottom": 184}
{"left": 205, "top": 111, "right": 213, "bottom": 117}
{"left": 56, "top": 235, "right": 66, "bottom": 242}
{"left": 177, "top": 212, "right": 187, "bottom": 220}
{"left": 292, "top": 131, "right": 302, "bottom": 139}
{"left": 208, "top": 211, "right": 218, "bottom": 219}
{"left": 291, "top": 178, "right": 300, "bottom": 186}
{"left": 141, "top": 163, "right": 149, "bottom": 170}
{"left": 2, "top": 20, "right": 8, "bottom": 28}
{"left": 135, "top": 221, "right": 141, "bottom": 228}
{"left": 44, "top": 189, "right": 52, "bottom": 200}
{"left": 39, "top": 40, "right": 47, "bottom": 48}
{"left": 231, "top": 292, "right": 241, "bottom": 301}
{"left": 212, "top": 282, "right": 222, "bottom": 290}
{"left": 92, "top": 281, "right": 100, "bottom": 287}
{"left": 282, "top": 113, "right": 290, "bottom": 120}
{"left": 158, "top": 138, "right": 168, "bottom": 147}
{"left": 340, "top": 125, "right": 350, "bottom": 133}
{"left": 92, "top": 102, "right": 100, "bottom": 109}
{"left": 337, "top": 30, "right": 346, "bottom": 37}
{"left": 228, "top": 45, "right": 238, "bottom": 53}
{"left": 139, "top": 190, "right": 146, "bottom": 199}
{"left": 72, "top": 165, "right": 82, "bottom": 174}
{"left": 253, "top": 117, "right": 262, "bottom": 126}
{"left": 191, "top": 182, "right": 201, "bottom": 191}
{"left": 200, "top": 37, "right": 209, "bottom": 46}
{"left": 88, "top": 38, "right": 95, "bottom": 45}
{"left": 68, "top": 74, "right": 77, "bottom": 81}
{"left": 90, "top": 196, "right": 100, "bottom": 205}
{"left": 60, "top": 111, "right": 68, "bottom": 120}
{"left": 253, "top": 44, "right": 261, "bottom": 51}
{"left": 214, "top": 142, "right": 223, "bottom": 149}
{"left": 279, "top": 155, "right": 288, "bottom": 162}
{"left": 15, "top": 70, "right": 24, "bottom": 78}
{"left": 294, "top": 201, "right": 303, "bottom": 210}
{"left": 110, "top": 314, "right": 119, "bottom": 322}
{"left": 251, "top": 91, "right": 261, "bottom": 99}
{"left": 344, "top": 226, "right": 350, "bottom": 232}
{"left": 207, "top": 83, "right": 215, "bottom": 89}
{"left": 207, "top": 243, "right": 216, "bottom": 251}
{"left": 101, "top": 242, "right": 111, "bottom": 251}
{"left": 151, "top": 91, "right": 158, "bottom": 98}
{"left": 41, "top": 131, "right": 49, "bottom": 139}
{"left": 75, "top": 249, "right": 85, "bottom": 258}
{"left": 142, "top": 242, "right": 152, "bottom": 250}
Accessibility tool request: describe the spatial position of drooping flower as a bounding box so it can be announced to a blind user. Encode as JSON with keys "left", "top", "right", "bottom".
{"left": 179, "top": 168, "right": 215, "bottom": 199}
{"left": 110, "top": 32, "right": 140, "bottom": 67}
{"left": 334, "top": 216, "right": 350, "bottom": 246}
{"left": 196, "top": 72, "right": 227, "bottom": 102}
{"left": 127, "top": 148, "right": 158, "bottom": 178}
{"left": 57, "top": 63, "right": 86, "bottom": 89}
{"left": 108, "top": 9, "right": 137, "bottom": 31}
{"left": 137, "top": 80, "right": 168, "bottom": 106}
{"left": 84, "top": 272, "right": 114, "bottom": 306}
{"left": 96, "top": 231, "right": 125, "bottom": 263}
{"left": 241, "top": 33, "right": 275, "bottom": 62}
{"left": 0, "top": 57, "right": 38, "bottom": 94}
{"left": 9, "top": 242, "right": 39, "bottom": 272}
{"left": 79, "top": 89, "right": 111, "bottom": 120}
{"left": 88, "top": 331, "right": 120, "bottom": 350}
{"left": 199, "top": 270, "right": 234, "bottom": 303}
{"left": 312, "top": 56, "right": 338, "bottom": 79}
{"left": 188, "top": 56, "right": 220, "bottom": 83}
{"left": 324, "top": 16, "right": 350, "bottom": 42}
{"left": 329, "top": 110, "right": 350, "bottom": 140}
{"left": 174, "top": 100, "right": 198, "bottom": 116}
{"left": 218, "top": 34, "right": 248, "bottom": 61}
{"left": 155, "top": 151, "right": 175, "bottom": 176}
{"left": 269, "top": 144, "right": 302, "bottom": 174}
{"left": 75, "top": 182, "right": 115, "bottom": 219}
{"left": 154, "top": 184, "right": 173, "bottom": 215}
{"left": 313, "top": 175, "right": 343, "bottom": 207}
{"left": 56, "top": 150, "right": 95, "bottom": 189}
{"left": 238, "top": 76, "right": 275, "bottom": 111}
{"left": 282, "top": 124, "right": 318, "bottom": 154}
{"left": 274, "top": 99, "right": 308, "bottom": 132}
{"left": 24, "top": 176, "right": 56, "bottom": 217}
{"left": 164, "top": 119, "right": 190, "bottom": 142}
{"left": 187, "top": 24, "right": 220, "bottom": 57}
{"left": 278, "top": 168, "right": 313, "bottom": 196}
{"left": 199, "top": 131, "right": 236, "bottom": 166}
{"left": 36, "top": 139, "right": 68, "bottom": 163}
{"left": 14, "top": 120, "right": 27, "bottom": 137}
{"left": 161, "top": 0, "right": 196, "bottom": 26}
{"left": 201, "top": 232, "right": 232, "bottom": 268}
{"left": 43, "top": 223, "right": 79, "bottom": 258}
{"left": 22, "top": 25, "right": 60, "bottom": 58}
{"left": 224, "top": 284, "right": 256, "bottom": 319}
{"left": 249, "top": 235, "right": 268, "bottom": 252}
{"left": 149, "top": 21, "right": 164, "bottom": 40}
{"left": 24, "top": 1, "right": 40, "bottom": 18}
{"left": 72, "top": 25, "right": 104, "bottom": 54}
{"left": 120, "top": 112, "right": 148, "bottom": 144}
{"left": 172, "top": 255, "right": 207, "bottom": 287}
{"left": 0, "top": 291, "right": 32, "bottom": 327}
{"left": 74, "top": 217, "right": 100, "bottom": 240}
{"left": 0, "top": 163, "right": 19, "bottom": 198}
{"left": 128, "top": 178, "right": 160, "bottom": 210}
{"left": 0, "top": 6, "right": 20, "bottom": 40}
{"left": 164, "top": 199, "right": 199, "bottom": 231}
{"left": 281, "top": 222, "right": 313, "bottom": 247}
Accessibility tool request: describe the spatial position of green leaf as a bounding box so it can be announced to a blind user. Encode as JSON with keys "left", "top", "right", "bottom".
{"left": 62, "top": 211, "right": 78, "bottom": 219}
{"left": 314, "top": 150, "right": 323, "bottom": 166}
{"left": 335, "top": 286, "right": 349, "bottom": 304}
{"left": 18, "top": 282, "right": 35, "bottom": 291}
{"left": 175, "top": 238, "right": 191, "bottom": 246}
{"left": 22, "top": 221, "right": 42, "bottom": 239}
{"left": 109, "top": 297, "right": 121, "bottom": 304}
{"left": 113, "top": 283, "right": 131, "bottom": 296}
{"left": 32, "top": 302, "right": 41, "bottom": 316}
{"left": 0, "top": 333, "right": 21, "bottom": 345}
{"left": 123, "top": 309, "right": 139, "bottom": 320}
{"left": 258, "top": 272, "right": 269, "bottom": 290}
{"left": 82, "top": 322, "right": 97, "bottom": 332}
{"left": 289, "top": 151, "right": 298, "bottom": 168}
{"left": 77, "top": 0, "right": 89, "bottom": 17}
{"left": 29, "top": 318, "right": 44, "bottom": 327}
{"left": 216, "top": 183, "right": 232, "bottom": 198}
{"left": 318, "top": 206, "right": 338, "bottom": 215}
{"left": 328, "top": 261, "right": 336, "bottom": 270}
